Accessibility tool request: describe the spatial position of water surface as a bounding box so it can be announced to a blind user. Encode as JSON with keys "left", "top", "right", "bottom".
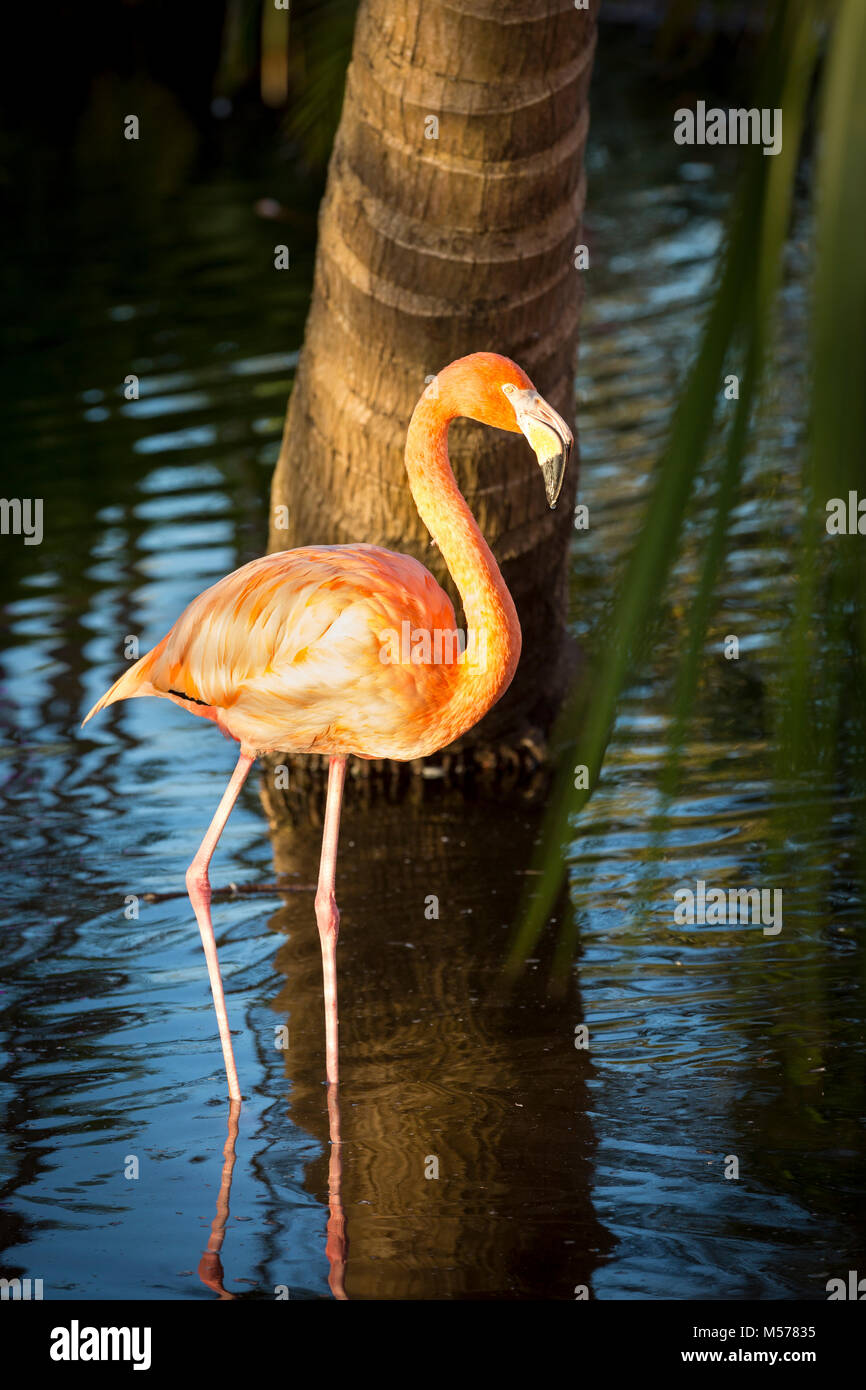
{"left": 0, "top": 41, "right": 863, "bottom": 1300}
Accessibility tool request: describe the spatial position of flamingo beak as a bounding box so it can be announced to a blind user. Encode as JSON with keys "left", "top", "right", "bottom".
{"left": 506, "top": 388, "right": 573, "bottom": 508}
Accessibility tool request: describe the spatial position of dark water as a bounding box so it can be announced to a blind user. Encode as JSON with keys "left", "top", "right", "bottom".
{"left": 1, "top": 48, "right": 863, "bottom": 1300}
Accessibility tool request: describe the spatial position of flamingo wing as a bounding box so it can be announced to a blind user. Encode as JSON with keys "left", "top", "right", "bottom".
{"left": 84, "top": 546, "right": 461, "bottom": 759}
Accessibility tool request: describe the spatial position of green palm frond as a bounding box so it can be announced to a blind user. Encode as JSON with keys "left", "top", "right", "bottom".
{"left": 511, "top": 0, "right": 865, "bottom": 969}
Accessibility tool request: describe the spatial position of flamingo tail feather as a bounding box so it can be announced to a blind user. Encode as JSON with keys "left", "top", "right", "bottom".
{"left": 81, "top": 648, "right": 163, "bottom": 726}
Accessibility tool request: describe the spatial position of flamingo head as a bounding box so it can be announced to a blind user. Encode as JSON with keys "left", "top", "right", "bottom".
{"left": 437, "top": 352, "right": 573, "bottom": 509}
{"left": 498, "top": 372, "right": 573, "bottom": 510}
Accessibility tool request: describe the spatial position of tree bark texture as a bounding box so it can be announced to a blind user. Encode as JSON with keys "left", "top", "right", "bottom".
{"left": 269, "top": 0, "right": 599, "bottom": 767}
{"left": 257, "top": 770, "right": 612, "bottom": 1295}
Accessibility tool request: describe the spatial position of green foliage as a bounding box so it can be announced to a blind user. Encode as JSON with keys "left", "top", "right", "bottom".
{"left": 283, "top": 0, "right": 359, "bottom": 165}
{"left": 512, "top": 0, "right": 866, "bottom": 966}
{"left": 216, "top": 0, "right": 359, "bottom": 164}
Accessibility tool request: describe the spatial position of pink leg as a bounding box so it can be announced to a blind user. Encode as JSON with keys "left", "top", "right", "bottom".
{"left": 186, "top": 749, "right": 255, "bottom": 1101}
{"left": 316, "top": 756, "right": 347, "bottom": 1085}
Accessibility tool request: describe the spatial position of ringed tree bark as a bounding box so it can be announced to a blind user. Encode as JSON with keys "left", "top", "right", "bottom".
{"left": 269, "top": 0, "right": 599, "bottom": 773}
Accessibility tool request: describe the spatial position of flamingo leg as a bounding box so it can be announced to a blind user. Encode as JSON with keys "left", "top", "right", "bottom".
{"left": 316, "top": 755, "right": 347, "bottom": 1085}
{"left": 185, "top": 749, "right": 255, "bottom": 1101}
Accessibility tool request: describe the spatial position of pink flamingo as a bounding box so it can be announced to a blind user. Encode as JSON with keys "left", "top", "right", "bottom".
{"left": 83, "top": 352, "right": 572, "bottom": 1099}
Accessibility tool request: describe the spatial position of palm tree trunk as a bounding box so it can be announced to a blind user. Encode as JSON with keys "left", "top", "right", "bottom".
{"left": 269, "top": 0, "right": 599, "bottom": 769}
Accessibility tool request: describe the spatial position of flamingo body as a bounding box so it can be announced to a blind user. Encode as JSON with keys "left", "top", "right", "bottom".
{"left": 86, "top": 544, "right": 470, "bottom": 760}
{"left": 83, "top": 352, "right": 573, "bottom": 1099}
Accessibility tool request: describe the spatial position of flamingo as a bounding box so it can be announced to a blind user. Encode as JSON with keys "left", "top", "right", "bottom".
{"left": 83, "top": 352, "right": 572, "bottom": 1100}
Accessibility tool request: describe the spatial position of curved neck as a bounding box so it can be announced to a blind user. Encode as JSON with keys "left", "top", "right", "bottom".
{"left": 404, "top": 393, "right": 522, "bottom": 732}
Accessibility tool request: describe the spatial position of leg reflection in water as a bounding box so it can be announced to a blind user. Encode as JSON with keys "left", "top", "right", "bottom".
{"left": 194, "top": 1091, "right": 349, "bottom": 1300}
{"left": 325, "top": 1082, "right": 349, "bottom": 1300}
{"left": 198, "top": 1100, "right": 241, "bottom": 1300}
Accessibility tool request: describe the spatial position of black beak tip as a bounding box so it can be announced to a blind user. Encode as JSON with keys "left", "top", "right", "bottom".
{"left": 542, "top": 453, "right": 567, "bottom": 509}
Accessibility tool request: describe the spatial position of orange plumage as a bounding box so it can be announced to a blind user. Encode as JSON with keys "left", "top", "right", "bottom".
{"left": 85, "top": 545, "right": 463, "bottom": 759}
{"left": 82, "top": 352, "right": 573, "bottom": 1099}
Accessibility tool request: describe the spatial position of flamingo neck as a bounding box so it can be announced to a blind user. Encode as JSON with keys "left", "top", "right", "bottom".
{"left": 404, "top": 393, "right": 522, "bottom": 735}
